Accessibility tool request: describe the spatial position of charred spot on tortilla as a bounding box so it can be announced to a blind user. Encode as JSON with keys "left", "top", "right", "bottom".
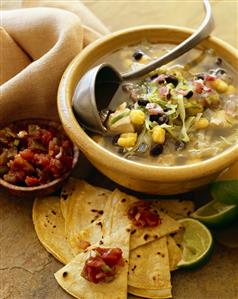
{"left": 131, "top": 265, "right": 137, "bottom": 272}
{"left": 121, "top": 198, "right": 126, "bottom": 203}
{"left": 126, "top": 228, "right": 131, "bottom": 232}
{"left": 157, "top": 252, "right": 161, "bottom": 255}
{"left": 61, "top": 193, "right": 68, "bottom": 201}
{"left": 154, "top": 235, "right": 159, "bottom": 239}
{"left": 96, "top": 221, "right": 103, "bottom": 228}
{"left": 99, "top": 240, "right": 104, "bottom": 245}
{"left": 53, "top": 225, "right": 56, "bottom": 228}
{"left": 62, "top": 271, "right": 68, "bottom": 278}
{"left": 143, "top": 234, "right": 150, "bottom": 241}
{"left": 131, "top": 229, "right": 137, "bottom": 235}
{"left": 51, "top": 210, "right": 56, "bottom": 215}
{"left": 87, "top": 202, "right": 91, "bottom": 205}
{"left": 137, "top": 254, "right": 141, "bottom": 258}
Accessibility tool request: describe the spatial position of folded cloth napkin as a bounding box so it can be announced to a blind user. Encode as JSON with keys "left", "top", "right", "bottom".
{"left": 0, "top": 2, "right": 109, "bottom": 125}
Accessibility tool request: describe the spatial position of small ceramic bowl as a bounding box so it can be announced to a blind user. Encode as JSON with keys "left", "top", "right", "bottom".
{"left": 0, "top": 119, "right": 79, "bottom": 197}
{"left": 58, "top": 26, "right": 238, "bottom": 195}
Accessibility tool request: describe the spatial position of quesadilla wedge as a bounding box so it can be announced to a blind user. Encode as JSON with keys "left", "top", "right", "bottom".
{"left": 167, "top": 236, "right": 182, "bottom": 271}
{"left": 33, "top": 196, "right": 74, "bottom": 264}
{"left": 63, "top": 179, "right": 111, "bottom": 254}
{"left": 152, "top": 199, "right": 195, "bottom": 220}
{"left": 55, "top": 226, "right": 131, "bottom": 299}
{"left": 128, "top": 237, "right": 171, "bottom": 294}
{"left": 109, "top": 190, "right": 181, "bottom": 250}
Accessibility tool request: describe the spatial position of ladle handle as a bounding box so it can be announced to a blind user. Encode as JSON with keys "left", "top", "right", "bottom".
{"left": 122, "top": 0, "right": 215, "bottom": 80}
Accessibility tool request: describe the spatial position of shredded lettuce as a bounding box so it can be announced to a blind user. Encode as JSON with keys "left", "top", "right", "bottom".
{"left": 177, "top": 95, "right": 190, "bottom": 142}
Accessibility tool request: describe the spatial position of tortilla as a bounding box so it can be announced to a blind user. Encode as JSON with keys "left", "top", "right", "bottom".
{"left": 153, "top": 199, "right": 195, "bottom": 220}
{"left": 60, "top": 177, "right": 77, "bottom": 219}
{"left": 167, "top": 236, "right": 182, "bottom": 271}
{"left": 63, "top": 179, "right": 111, "bottom": 254}
{"left": 128, "top": 286, "right": 172, "bottom": 299}
{"left": 128, "top": 237, "right": 171, "bottom": 295}
{"left": 32, "top": 196, "right": 74, "bottom": 264}
{"left": 109, "top": 190, "right": 181, "bottom": 250}
{"left": 54, "top": 226, "right": 131, "bottom": 299}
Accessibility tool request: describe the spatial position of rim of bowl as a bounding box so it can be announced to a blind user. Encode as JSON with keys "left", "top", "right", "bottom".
{"left": 0, "top": 119, "right": 79, "bottom": 192}
{"left": 58, "top": 25, "right": 238, "bottom": 182}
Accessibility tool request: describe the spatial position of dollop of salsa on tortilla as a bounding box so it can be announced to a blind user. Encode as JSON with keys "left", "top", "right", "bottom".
{"left": 81, "top": 247, "right": 124, "bottom": 283}
{"left": 0, "top": 120, "right": 74, "bottom": 186}
{"left": 128, "top": 201, "right": 161, "bottom": 227}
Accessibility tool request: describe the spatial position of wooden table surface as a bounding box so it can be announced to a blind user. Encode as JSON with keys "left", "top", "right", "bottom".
{"left": 1, "top": 1, "right": 238, "bottom": 299}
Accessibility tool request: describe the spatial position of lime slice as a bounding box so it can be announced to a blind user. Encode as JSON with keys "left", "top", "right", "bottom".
{"left": 211, "top": 180, "right": 238, "bottom": 206}
{"left": 211, "top": 162, "right": 238, "bottom": 205}
{"left": 191, "top": 199, "right": 238, "bottom": 227}
{"left": 177, "top": 218, "right": 213, "bottom": 269}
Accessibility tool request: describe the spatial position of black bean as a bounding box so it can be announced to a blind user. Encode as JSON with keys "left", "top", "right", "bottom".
{"left": 215, "top": 68, "right": 226, "bottom": 75}
{"left": 215, "top": 57, "right": 222, "bottom": 66}
{"left": 150, "top": 144, "right": 164, "bottom": 156}
{"left": 138, "top": 99, "right": 149, "bottom": 106}
{"left": 132, "top": 51, "right": 143, "bottom": 61}
{"left": 149, "top": 114, "right": 168, "bottom": 125}
{"left": 184, "top": 90, "right": 193, "bottom": 99}
{"left": 165, "top": 75, "right": 178, "bottom": 87}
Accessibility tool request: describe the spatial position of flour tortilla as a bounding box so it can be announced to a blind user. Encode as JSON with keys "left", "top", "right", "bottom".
{"left": 109, "top": 190, "right": 181, "bottom": 250}
{"left": 55, "top": 226, "right": 131, "bottom": 299}
{"left": 152, "top": 199, "right": 195, "bottom": 220}
{"left": 167, "top": 236, "right": 182, "bottom": 271}
{"left": 63, "top": 179, "right": 111, "bottom": 255}
{"left": 128, "top": 237, "right": 171, "bottom": 294}
{"left": 33, "top": 196, "right": 74, "bottom": 264}
{"left": 128, "top": 286, "right": 172, "bottom": 299}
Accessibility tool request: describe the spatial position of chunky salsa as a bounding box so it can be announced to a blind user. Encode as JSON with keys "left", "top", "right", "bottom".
{"left": 81, "top": 247, "right": 124, "bottom": 283}
{"left": 0, "top": 121, "right": 74, "bottom": 187}
{"left": 95, "top": 43, "right": 238, "bottom": 166}
{"left": 128, "top": 201, "right": 161, "bottom": 228}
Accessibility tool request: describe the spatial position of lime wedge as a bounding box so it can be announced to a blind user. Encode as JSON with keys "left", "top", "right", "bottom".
{"left": 191, "top": 199, "right": 238, "bottom": 227}
{"left": 211, "top": 180, "right": 238, "bottom": 206}
{"left": 177, "top": 218, "right": 213, "bottom": 269}
{"left": 211, "top": 162, "right": 238, "bottom": 205}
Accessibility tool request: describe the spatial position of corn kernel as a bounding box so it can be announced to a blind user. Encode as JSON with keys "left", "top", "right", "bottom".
{"left": 211, "top": 79, "right": 228, "bottom": 93}
{"left": 152, "top": 126, "right": 166, "bottom": 144}
{"left": 117, "top": 133, "right": 137, "bottom": 148}
{"left": 226, "top": 85, "right": 236, "bottom": 95}
{"left": 130, "top": 110, "right": 145, "bottom": 125}
{"left": 195, "top": 117, "right": 209, "bottom": 129}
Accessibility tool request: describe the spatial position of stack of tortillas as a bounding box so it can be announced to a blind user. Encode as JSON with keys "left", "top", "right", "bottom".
{"left": 33, "top": 178, "right": 195, "bottom": 299}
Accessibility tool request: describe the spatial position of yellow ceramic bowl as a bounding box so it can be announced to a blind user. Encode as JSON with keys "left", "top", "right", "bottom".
{"left": 58, "top": 26, "right": 238, "bottom": 195}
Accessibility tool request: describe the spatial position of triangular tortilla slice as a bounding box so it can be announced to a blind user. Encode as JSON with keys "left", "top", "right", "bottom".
{"left": 128, "top": 237, "right": 171, "bottom": 294}
{"left": 32, "top": 196, "right": 74, "bottom": 264}
{"left": 63, "top": 179, "right": 111, "bottom": 254}
{"left": 109, "top": 190, "right": 181, "bottom": 250}
{"left": 55, "top": 226, "right": 131, "bottom": 299}
{"left": 128, "top": 286, "right": 172, "bottom": 299}
{"left": 167, "top": 236, "right": 182, "bottom": 271}
{"left": 152, "top": 199, "right": 195, "bottom": 220}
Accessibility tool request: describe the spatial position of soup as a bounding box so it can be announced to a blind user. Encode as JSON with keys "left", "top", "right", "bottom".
{"left": 94, "top": 42, "right": 238, "bottom": 166}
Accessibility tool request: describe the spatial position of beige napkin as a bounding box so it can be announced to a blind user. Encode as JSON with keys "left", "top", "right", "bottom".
{"left": 0, "top": 2, "right": 109, "bottom": 125}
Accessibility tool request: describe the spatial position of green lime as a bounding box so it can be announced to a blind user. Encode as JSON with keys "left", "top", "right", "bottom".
{"left": 211, "top": 180, "right": 238, "bottom": 206}
{"left": 191, "top": 199, "right": 238, "bottom": 228}
{"left": 177, "top": 218, "right": 213, "bottom": 269}
{"left": 211, "top": 162, "right": 238, "bottom": 205}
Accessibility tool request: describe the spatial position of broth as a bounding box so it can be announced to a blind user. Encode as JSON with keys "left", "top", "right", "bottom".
{"left": 93, "top": 42, "right": 238, "bottom": 166}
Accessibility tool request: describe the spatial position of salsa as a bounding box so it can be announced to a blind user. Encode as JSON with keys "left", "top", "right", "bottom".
{"left": 128, "top": 201, "right": 161, "bottom": 228}
{"left": 81, "top": 247, "right": 124, "bottom": 283}
{"left": 0, "top": 121, "right": 74, "bottom": 187}
{"left": 95, "top": 43, "right": 238, "bottom": 166}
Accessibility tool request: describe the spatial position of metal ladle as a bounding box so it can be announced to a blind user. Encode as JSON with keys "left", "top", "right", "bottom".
{"left": 73, "top": 0, "right": 214, "bottom": 134}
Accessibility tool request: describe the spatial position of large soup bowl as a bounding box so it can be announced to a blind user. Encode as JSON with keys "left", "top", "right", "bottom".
{"left": 58, "top": 26, "right": 238, "bottom": 195}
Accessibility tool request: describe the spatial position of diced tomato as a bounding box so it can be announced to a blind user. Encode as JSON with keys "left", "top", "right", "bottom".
{"left": 81, "top": 247, "right": 124, "bottom": 284}
{"left": 128, "top": 201, "right": 161, "bottom": 228}
{"left": 25, "top": 176, "right": 40, "bottom": 186}
{"left": 20, "top": 149, "right": 34, "bottom": 161}
{"left": 41, "top": 130, "right": 53, "bottom": 146}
